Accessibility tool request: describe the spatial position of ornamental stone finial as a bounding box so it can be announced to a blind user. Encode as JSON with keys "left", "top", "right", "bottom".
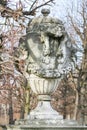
{"left": 41, "top": 8, "right": 50, "bottom": 16}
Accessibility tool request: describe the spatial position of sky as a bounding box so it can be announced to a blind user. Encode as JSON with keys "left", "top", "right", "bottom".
{"left": 7, "top": 0, "right": 79, "bottom": 19}
{"left": 50, "top": 0, "right": 79, "bottom": 19}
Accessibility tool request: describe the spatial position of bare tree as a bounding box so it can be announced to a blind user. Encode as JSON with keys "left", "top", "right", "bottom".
{"left": 66, "top": 0, "right": 87, "bottom": 124}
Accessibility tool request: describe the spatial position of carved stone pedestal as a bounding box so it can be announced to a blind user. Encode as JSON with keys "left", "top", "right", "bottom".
{"left": 28, "top": 74, "right": 62, "bottom": 121}
{"left": 12, "top": 74, "right": 79, "bottom": 128}
{"left": 28, "top": 101, "right": 63, "bottom": 120}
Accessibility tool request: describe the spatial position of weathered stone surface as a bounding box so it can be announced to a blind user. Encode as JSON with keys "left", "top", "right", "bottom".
{"left": 2, "top": 125, "right": 87, "bottom": 130}
{"left": 16, "top": 8, "right": 79, "bottom": 126}
{"left": 19, "top": 9, "right": 77, "bottom": 78}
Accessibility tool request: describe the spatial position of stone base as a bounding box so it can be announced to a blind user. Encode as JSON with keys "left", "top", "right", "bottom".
{"left": 11, "top": 100, "right": 83, "bottom": 130}
{"left": 27, "top": 101, "right": 63, "bottom": 120}
{"left": 2, "top": 125, "right": 87, "bottom": 130}
{"left": 1, "top": 119, "right": 87, "bottom": 130}
{"left": 15, "top": 119, "right": 79, "bottom": 126}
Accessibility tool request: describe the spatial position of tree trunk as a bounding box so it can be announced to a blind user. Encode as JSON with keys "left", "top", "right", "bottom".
{"left": 73, "top": 90, "right": 79, "bottom": 120}
{"left": 8, "top": 89, "right": 14, "bottom": 124}
{"left": 25, "top": 88, "right": 31, "bottom": 116}
{"left": 20, "top": 106, "right": 25, "bottom": 119}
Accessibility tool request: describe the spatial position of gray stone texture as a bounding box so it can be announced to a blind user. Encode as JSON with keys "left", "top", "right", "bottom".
{"left": 2, "top": 125, "right": 87, "bottom": 130}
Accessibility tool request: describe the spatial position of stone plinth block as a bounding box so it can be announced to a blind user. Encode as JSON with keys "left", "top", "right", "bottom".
{"left": 1, "top": 125, "right": 87, "bottom": 130}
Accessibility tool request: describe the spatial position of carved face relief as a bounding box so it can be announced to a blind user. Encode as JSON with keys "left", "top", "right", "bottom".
{"left": 20, "top": 33, "right": 67, "bottom": 78}
{"left": 19, "top": 11, "right": 76, "bottom": 78}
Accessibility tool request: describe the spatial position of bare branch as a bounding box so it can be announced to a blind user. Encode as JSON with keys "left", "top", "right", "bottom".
{"left": 29, "top": 0, "right": 38, "bottom": 11}
{"left": 23, "top": 0, "right": 54, "bottom": 16}
{"left": 0, "top": 0, "right": 54, "bottom": 19}
{"left": 69, "top": 15, "right": 84, "bottom": 42}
